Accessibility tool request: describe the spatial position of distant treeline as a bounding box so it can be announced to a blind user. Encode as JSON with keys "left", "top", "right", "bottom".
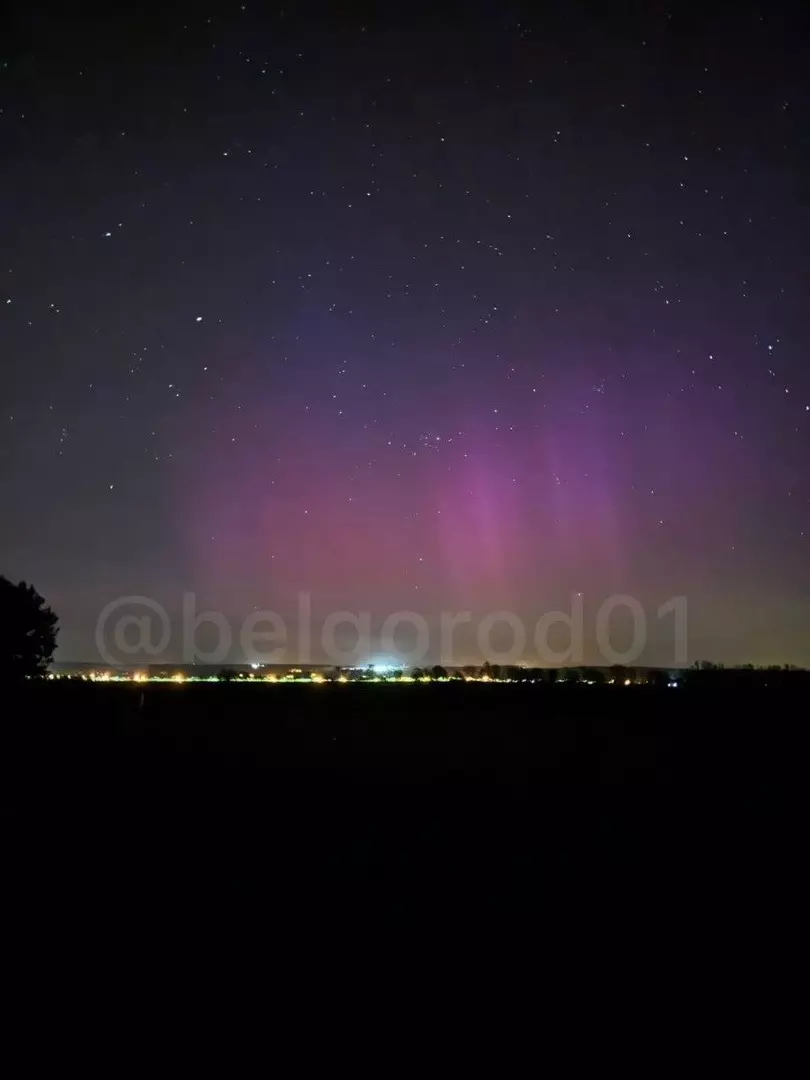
{"left": 44, "top": 660, "right": 810, "bottom": 690}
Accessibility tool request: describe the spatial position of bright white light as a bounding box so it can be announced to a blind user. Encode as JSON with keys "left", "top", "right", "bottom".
{"left": 371, "top": 661, "right": 399, "bottom": 674}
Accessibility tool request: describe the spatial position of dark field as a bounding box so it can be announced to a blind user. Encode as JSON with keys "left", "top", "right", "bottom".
{"left": 3, "top": 682, "right": 807, "bottom": 968}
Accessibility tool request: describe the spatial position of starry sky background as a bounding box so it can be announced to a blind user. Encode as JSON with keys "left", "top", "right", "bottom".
{"left": 2, "top": 2, "right": 808, "bottom": 666}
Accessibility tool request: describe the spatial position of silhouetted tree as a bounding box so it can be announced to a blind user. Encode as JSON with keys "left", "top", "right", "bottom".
{"left": 0, "top": 576, "right": 58, "bottom": 680}
{"left": 431, "top": 665, "right": 448, "bottom": 680}
{"left": 219, "top": 668, "right": 238, "bottom": 681}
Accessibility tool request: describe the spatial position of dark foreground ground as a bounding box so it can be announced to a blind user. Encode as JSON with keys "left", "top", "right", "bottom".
{"left": 2, "top": 681, "right": 808, "bottom": 978}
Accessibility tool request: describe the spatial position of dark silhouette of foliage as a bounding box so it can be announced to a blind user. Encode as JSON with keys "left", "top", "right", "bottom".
{"left": 0, "top": 576, "right": 58, "bottom": 680}
{"left": 219, "top": 668, "right": 238, "bottom": 681}
{"left": 431, "top": 665, "right": 448, "bottom": 680}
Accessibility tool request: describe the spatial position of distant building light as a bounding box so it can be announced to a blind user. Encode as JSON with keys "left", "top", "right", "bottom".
{"left": 371, "top": 661, "right": 398, "bottom": 674}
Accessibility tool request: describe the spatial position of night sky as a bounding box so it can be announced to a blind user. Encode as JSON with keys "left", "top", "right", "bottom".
{"left": 2, "top": 3, "right": 808, "bottom": 666}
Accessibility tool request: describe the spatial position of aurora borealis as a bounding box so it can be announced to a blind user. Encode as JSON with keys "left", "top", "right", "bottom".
{"left": 2, "top": 3, "right": 808, "bottom": 666}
